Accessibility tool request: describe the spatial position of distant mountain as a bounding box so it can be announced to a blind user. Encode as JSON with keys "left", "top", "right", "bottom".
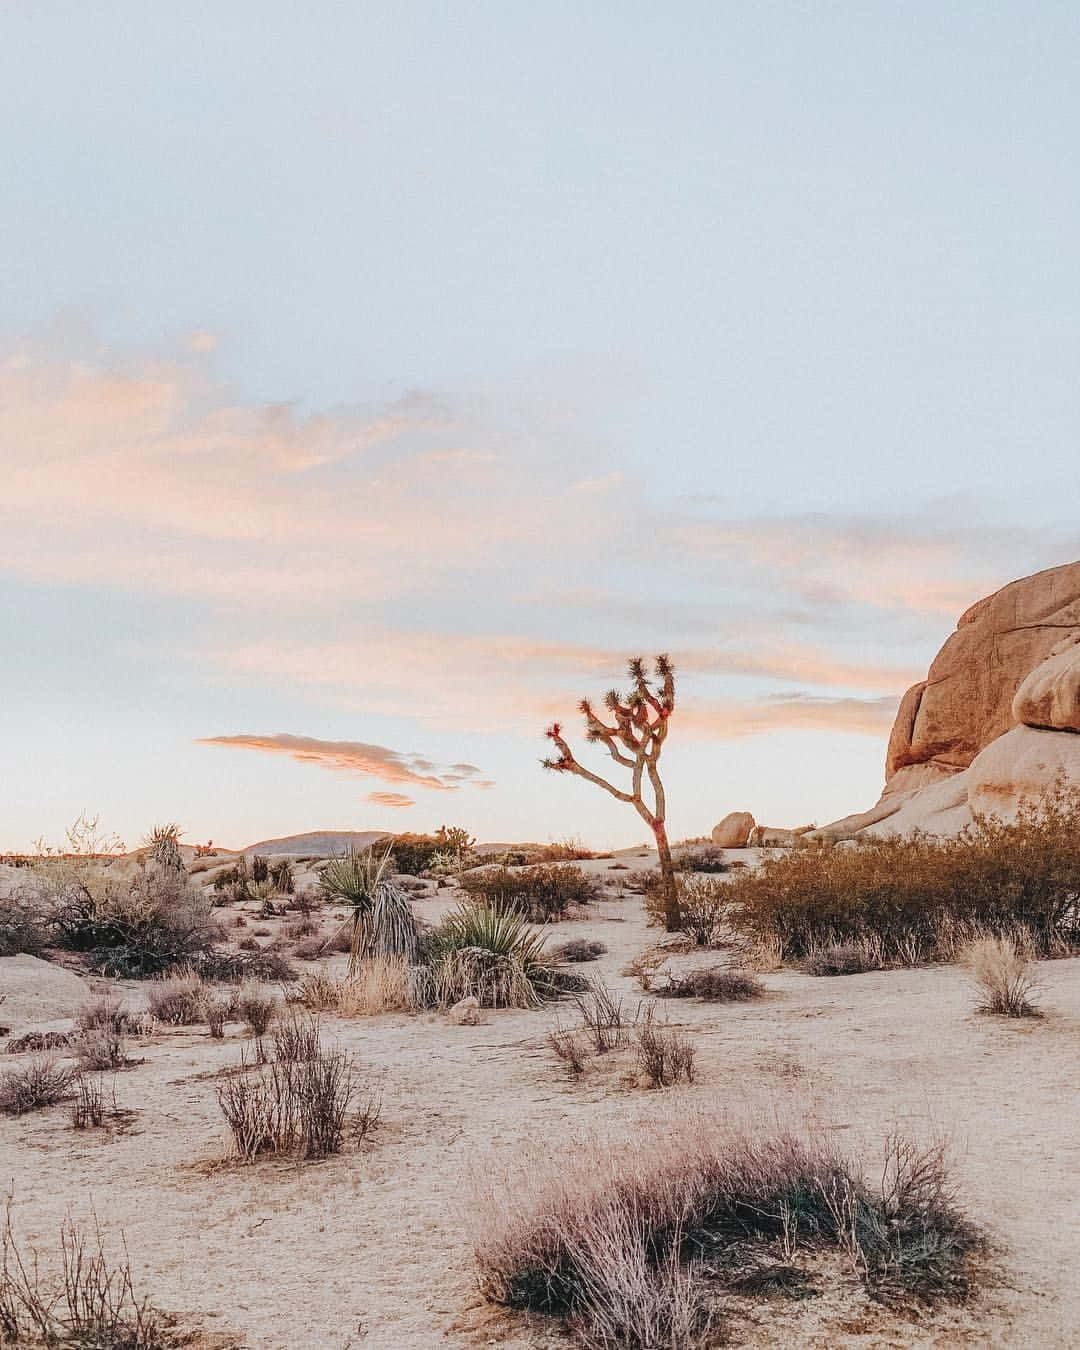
{"left": 242, "top": 830, "right": 390, "bottom": 857}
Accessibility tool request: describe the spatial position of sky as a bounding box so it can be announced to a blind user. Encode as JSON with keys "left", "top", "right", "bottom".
{"left": 2, "top": 3, "right": 1079, "bottom": 852}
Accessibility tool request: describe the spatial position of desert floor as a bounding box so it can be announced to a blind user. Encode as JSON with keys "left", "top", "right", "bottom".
{"left": 3, "top": 859, "right": 1080, "bottom": 1349}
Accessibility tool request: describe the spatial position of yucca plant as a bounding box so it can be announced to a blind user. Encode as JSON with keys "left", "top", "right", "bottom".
{"left": 320, "top": 846, "right": 419, "bottom": 971}
{"left": 425, "top": 900, "right": 555, "bottom": 1008}
{"left": 142, "top": 823, "right": 184, "bottom": 873}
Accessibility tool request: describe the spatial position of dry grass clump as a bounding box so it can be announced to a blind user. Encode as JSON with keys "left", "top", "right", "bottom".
{"left": 659, "top": 967, "right": 764, "bottom": 1002}
{"left": 472, "top": 1116, "right": 982, "bottom": 1347}
{"left": 551, "top": 938, "right": 607, "bottom": 963}
{"left": 0, "top": 1206, "right": 174, "bottom": 1346}
{"left": 0, "top": 1056, "right": 78, "bottom": 1115}
{"left": 336, "top": 958, "right": 421, "bottom": 1016}
{"left": 804, "top": 938, "right": 884, "bottom": 977}
{"left": 237, "top": 987, "right": 277, "bottom": 1036}
{"left": 6, "top": 1031, "right": 72, "bottom": 1055}
{"left": 669, "top": 875, "right": 728, "bottom": 946}
{"left": 460, "top": 864, "right": 600, "bottom": 923}
{"left": 75, "top": 1028, "right": 131, "bottom": 1071}
{"left": 273, "top": 1011, "right": 322, "bottom": 1062}
{"left": 146, "top": 970, "right": 206, "bottom": 1025}
{"left": 727, "top": 785, "right": 1080, "bottom": 963}
{"left": 216, "top": 1045, "right": 365, "bottom": 1161}
{"left": 71, "top": 1074, "right": 108, "bottom": 1129}
{"left": 964, "top": 935, "right": 1040, "bottom": 1017}
{"left": 571, "top": 981, "right": 632, "bottom": 1053}
{"left": 634, "top": 1007, "right": 696, "bottom": 1087}
{"left": 672, "top": 844, "right": 731, "bottom": 874}
{"left": 203, "top": 995, "right": 234, "bottom": 1039}
{"left": 77, "top": 995, "right": 147, "bottom": 1038}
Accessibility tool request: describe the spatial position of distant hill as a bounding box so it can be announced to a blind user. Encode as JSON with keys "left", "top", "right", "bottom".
{"left": 242, "top": 830, "right": 390, "bottom": 857}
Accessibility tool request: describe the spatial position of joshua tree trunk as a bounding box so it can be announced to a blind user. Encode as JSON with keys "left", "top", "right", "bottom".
{"left": 543, "top": 655, "right": 681, "bottom": 931}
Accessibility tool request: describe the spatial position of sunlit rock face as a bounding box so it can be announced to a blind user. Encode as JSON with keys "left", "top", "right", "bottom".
{"left": 817, "top": 561, "right": 1080, "bottom": 840}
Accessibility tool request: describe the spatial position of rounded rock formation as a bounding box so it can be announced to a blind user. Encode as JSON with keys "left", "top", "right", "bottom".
{"left": 711, "top": 811, "right": 755, "bottom": 848}
{"left": 817, "top": 560, "right": 1080, "bottom": 839}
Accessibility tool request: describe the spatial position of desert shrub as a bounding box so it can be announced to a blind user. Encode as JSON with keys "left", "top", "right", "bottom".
{"left": 472, "top": 1117, "right": 981, "bottom": 1346}
{"left": 726, "top": 786, "right": 1080, "bottom": 963}
{"left": 292, "top": 935, "right": 325, "bottom": 960}
{"left": 237, "top": 988, "right": 277, "bottom": 1036}
{"left": 216, "top": 1047, "right": 357, "bottom": 1161}
{"left": 385, "top": 832, "right": 444, "bottom": 876}
{"left": 75, "top": 1028, "right": 130, "bottom": 1071}
{"left": 0, "top": 1056, "right": 77, "bottom": 1114}
{"left": 635, "top": 1007, "right": 696, "bottom": 1087}
{"left": 45, "top": 862, "right": 219, "bottom": 977}
{"left": 6, "top": 1031, "right": 72, "bottom": 1055}
{"left": 237, "top": 936, "right": 259, "bottom": 952}
{"left": 964, "top": 934, "right": 1040, "bottom": 1017}
{"left": 335, "top": 959, "right": 423, "bottom": 1016}
{"left": 459, "top": 864, "right": 600, "bottom": 923}
{"left": 423, "top": 901, "right": 557, "bottom": 1008}
{"left": 78, "top": 995, "right": 146, "bottom": 1038}
{"left": 0, "top": 895, "right": 50, "bottom": 957}
{"left": 288, "top": 889, "right": 318, "bottom": 915}
{"left": 71, "top": 1074, "right": 107, "bottom": 1128}
{"left": 212, "top": 857, "right": 250, "bottom": 903}
{"left": 270, "top": 859, "right": 295, "bottom": 894}
{"left": 571, "top": 980, "right": 632, "bottom": 1053}
{"left": 285, "top": 916, "right": 318, "bottom": 939}
{"left": 273, "top": 1011, "right": 321, "bottom": 1062}
{"left": 203, "top": 995, "right": 234, "bottom": 1039}
{"left": 0, "top": 1208, "right": 171, "bottom": 1346}
{"left": 197, "top": 947, "right": 297, "bottom": 982}
{"left": 146, "top": 970, "right": 205, "bottom": 1025}
{"left": 672, "top": 875, "right": 728, "bottom": 945}
{"left": 319, "top": 847, "right": 419, "bottom": 967}
{"left": 296, "top": 969, "right": 339, "bottom": 1011}
{"left": 548, "top": 1028, "right": 586, "bottom": 1076}
{"left": 551, "top": 938, "right": 607, "bottom": 963}
{"left": 672, "top": 844, "right": 731, "bottom": 874}
{"left": 804, "top": 938, "right": 884, "bottom": 977}
{"left": 659, "top": 967, "right": 764, "bottom": 1002}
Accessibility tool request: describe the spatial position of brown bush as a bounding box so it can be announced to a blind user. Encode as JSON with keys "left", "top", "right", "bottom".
{"left": 146, "top": 970, "right": 205, "bottom": 1025}
{"left": 804, "top": 938, "right": 883, "bottom": 977}
{"left": 725, "top": 786, "right": 1080, "bottom": 962}
{"left": 460, "top": 864, "right": 600, "bottom": 923}
{"left": 0, "top": 1056, "right": 77, "bottom": 1114}
{"left": 634, "top": 1008, "right": 696, "bottom": 1087}
{"left": 237, "top": 987, "right": 277, "bottom": 1036}
{"left": 659, "top": 967, "right": 764, "bottom": 1002}
{"left": 551, "top": 938, "right": 607, "bottom": 963}
{"left": 216, "top": 1047, "right": 359, "bottom": 1161}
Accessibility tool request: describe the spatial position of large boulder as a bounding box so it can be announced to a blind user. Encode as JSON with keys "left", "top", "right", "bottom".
{"left": 886, "top": 561, "right": 1080, "bottom": 777}
{"left": 0, "top": 955, "right": 92, "bottom": 1033}
{"left": 710, "top": 812, "right": 755, "bottom": 848}
{"left": 817, "top": 562, "right": 1080, "bottom": 839}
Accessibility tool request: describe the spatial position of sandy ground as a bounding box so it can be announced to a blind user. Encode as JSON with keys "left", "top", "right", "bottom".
{"left": 3, "top": 862, "right": 1080, "bottom": 1348}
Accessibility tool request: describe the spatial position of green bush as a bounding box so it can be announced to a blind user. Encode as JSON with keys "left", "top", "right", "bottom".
{"left": 726, "top": 787, "right": 1080, "bottom": 962}
{"left": 459, "top": 864, "right": 600, "bottom": 923}
{"left": 386, "top": 832, "right": 444, "bottom": 876}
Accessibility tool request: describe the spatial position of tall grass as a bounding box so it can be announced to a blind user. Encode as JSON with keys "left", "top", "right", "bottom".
{"left": 964, "top": 935, "right": 1040, "bottom": 1016}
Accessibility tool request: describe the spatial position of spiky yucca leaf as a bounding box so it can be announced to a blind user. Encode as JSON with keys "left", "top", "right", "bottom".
{"left": 426, "top": 901, "right": 555, "bottom": 1008}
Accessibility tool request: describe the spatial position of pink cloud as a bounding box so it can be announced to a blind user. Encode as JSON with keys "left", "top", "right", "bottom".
{"left": 367, "top": 792, "right": 415, "bottom": 809}
{"left": 197, "top": 732, "right": 488, "bottom": 791}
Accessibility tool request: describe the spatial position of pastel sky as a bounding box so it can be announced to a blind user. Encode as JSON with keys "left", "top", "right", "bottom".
{"left": 2, "top": 4, "right": 1078, "bottom": 852}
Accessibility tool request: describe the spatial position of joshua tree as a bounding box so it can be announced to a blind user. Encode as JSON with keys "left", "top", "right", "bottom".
{"left": 543, "top": 655, "right": 679, "bottom": 930}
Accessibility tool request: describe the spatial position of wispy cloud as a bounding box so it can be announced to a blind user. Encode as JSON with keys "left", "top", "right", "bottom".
{"left": 197, "top": 733, "right": 488, "bottom": 791}
{"left": 367, "top": 792, "right": 415, "bottom": 809}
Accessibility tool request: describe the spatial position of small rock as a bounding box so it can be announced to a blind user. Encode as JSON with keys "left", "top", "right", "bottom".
{"left": 447, "top": 996, "right": 481, "bottom": 1026}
